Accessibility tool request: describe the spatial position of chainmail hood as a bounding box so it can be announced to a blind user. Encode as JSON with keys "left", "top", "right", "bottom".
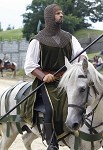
{"left": 34, "top": 4, "right": 72, "bottom": 48}
{"left": 44, "top": 4, "right": 61, "bottom": 35}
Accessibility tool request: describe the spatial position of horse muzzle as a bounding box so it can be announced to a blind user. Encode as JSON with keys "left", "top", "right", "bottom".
{"left": 65, "top": 111, "right": 84, "bottom": 131}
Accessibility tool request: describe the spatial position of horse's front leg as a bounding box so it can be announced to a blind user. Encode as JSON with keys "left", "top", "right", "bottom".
{"left": 1, "top": 69, "right": 3, "bottom": 77}
{"left": 0, "top": 123, "right": 18, "bottom": 150}
{"left": 13, "top": 69, "right": 16, "bottom": 77}
{"left": 22, "top": 132, "right": 38, "bottom": 150}
{"left": 11, "top": 69, "right": 16, "bottom": 78}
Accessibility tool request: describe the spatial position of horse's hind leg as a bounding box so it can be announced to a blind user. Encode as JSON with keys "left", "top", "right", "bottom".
{"left": 0, "top": 123, "right": 18, "bottom": 150}
{"left": 1, "top": 70, "right": 3, "bottom": 77}
{"left": 22, "top": 132, "right": 38, "bottom": 150}
{"left": 14, "top": 69, "right": 16, "bottom": 77}
{"left": 12, "top": 70, "right": 16, "bottom": 78}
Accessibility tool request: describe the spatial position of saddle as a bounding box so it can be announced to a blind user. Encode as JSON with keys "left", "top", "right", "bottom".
{"left": 15, "top": 82, "right": 66, "bottom": 136}
{"left": 33, "top": 92, "right": 65, "bottom": 136}
{"left": 4, "top": 61, "right": 10, "bottom": 67}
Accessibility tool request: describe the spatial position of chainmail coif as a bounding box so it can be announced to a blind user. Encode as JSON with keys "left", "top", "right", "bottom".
{"left": 34, "top": 4, "right": 72, "bottom": 48}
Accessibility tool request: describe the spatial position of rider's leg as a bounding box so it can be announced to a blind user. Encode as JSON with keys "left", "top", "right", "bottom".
{"left": 41, "top": 85, "right": 59, "bottom": 150}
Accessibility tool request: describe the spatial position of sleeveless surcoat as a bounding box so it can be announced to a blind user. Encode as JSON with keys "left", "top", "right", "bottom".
{"left": 22, "top": 39, "right": 72, "bottom": 135}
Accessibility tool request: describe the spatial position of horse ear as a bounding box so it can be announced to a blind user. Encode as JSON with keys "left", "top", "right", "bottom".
{"left": 65, "top": 56, "right": 72, "bottom": 70}
{"left": 82, "top": 58, "right": 88, "bottom": 73}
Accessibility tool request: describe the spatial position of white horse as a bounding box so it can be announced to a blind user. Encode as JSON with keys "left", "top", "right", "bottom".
{"left": 0, "top": 58, "right": 103, "bottom": 150}
{"left": 59, "top": 57, "right": 103, "bottom": 150}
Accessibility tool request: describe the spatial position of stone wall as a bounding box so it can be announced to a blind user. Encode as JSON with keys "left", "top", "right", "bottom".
{"left": 0, "top": 39, "right": 29, "bottom": 69}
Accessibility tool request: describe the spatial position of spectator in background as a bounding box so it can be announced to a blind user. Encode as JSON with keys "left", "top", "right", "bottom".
{"left": 96, "top": 55, "right": 103, "bottom": 68}
{"left": 3, "top": 53, "right": 9, "bottom": 62}
{"left": 92, "top": 55, "right": 98, "bottom": 68}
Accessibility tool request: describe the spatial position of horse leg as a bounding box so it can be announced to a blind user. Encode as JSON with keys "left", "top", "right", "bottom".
{"left": 14, "top": 69, "right": 16, "bottom": 77}
{"left": 0, "top": 124, "right": 1, "bottom": 136}
{"left": 0, "top": 123, "right": 18, "bottom": 150}
{"left": 1, "top": 69, "right": 3, "bottom": 77}
{"left": 22, "top": 132, "right": 38, "bottom": 150}
{"left": 11, "top": 69, "right": 16, "bottom": 78}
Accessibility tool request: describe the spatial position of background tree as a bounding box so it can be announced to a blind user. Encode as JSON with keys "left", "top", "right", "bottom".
{"left": 22, "top": 0, "right": 103, "bottom": 41}
{"left": 6, "top": 24, "right": 12, "bottom": 30}
{"left": 0, "top": 22, "right": 3, "bottom": 31}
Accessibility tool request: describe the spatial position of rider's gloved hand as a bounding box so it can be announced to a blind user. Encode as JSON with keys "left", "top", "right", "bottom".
{"left": 43, "top": 74, "right": 56, "bottom": 83}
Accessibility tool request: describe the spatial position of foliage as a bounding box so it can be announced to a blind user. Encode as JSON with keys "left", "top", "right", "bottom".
{"left": 0, "top": 29, "right": 23, "bottom": 41}
{"left": 22, "top": 0, "right": 57, "bottom": 40}
{"left": 0, "top": 22, "right": 3, "bottom": 31}
{"left": 22, "top": 0, "right": 103, "bottom": 40}
{"left": 6, "top": 25, "right": 12, "bottom": 30}
{"left": 62, "top": 14, "right": 83, "bottom": 33}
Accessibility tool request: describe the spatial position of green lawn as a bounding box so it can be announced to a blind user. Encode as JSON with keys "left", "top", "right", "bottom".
{"left": 0, "top": 28, "right": 23, "bottom": 41}
{"left": 74, "top": 29, "right": 103, "bottom": 39}
{"left": 0, "top": 28, "right": 103, "bottom": 41}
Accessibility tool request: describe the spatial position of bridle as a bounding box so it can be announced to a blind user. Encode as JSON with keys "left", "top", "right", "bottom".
{"left": 68, "top": 74, "right": 89, "bottom": 115}
{"left": 68, "top": 74, "right": 102, "bottom": 125}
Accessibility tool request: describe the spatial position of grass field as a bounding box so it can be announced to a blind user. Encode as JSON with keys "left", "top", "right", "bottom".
{"left": 0, "top": 28, "right": 103, "bottom": 41}
{"left": 0, "top": 28, "right": 23, "bottom": 40}
{"left": 74, "top": 29, "right": 103, "bottom": 39}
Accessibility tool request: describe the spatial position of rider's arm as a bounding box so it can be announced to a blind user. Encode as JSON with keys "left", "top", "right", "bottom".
{"left": 24, "top": 39, "right": 41, "bottom": 78}
{"left": 24, "top": 39, "right": 54, "bottom": 82}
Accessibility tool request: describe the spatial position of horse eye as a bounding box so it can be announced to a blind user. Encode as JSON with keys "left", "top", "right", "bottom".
{"left": 80, "top": 87, "right": 85, "bottom": 92}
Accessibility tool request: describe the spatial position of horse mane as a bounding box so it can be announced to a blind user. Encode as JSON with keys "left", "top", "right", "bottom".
{"left": 59, "top": 61, "right": 103, "bottom": 93}
{"left": 87, "top": 61, "right": 103, "bottom": 92}
{"left": 59, "top": 63, "right": 82, "bottom": 91}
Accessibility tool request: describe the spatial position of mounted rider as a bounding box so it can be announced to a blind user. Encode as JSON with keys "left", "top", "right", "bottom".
{"left": 2, "top": 53, "right": 10, "bottom": 67}
{"left": 23, "top": 3, "right": 87, "bottom": 150}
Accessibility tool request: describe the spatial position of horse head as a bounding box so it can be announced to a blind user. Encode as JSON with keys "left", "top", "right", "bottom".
{"left": 59, "top": 57, "right": 103, "bottom": 131}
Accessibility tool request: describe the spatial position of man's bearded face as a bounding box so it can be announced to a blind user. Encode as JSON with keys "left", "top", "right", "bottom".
{"left": 54, "top": 10, "right": 63, "bottom": 24}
